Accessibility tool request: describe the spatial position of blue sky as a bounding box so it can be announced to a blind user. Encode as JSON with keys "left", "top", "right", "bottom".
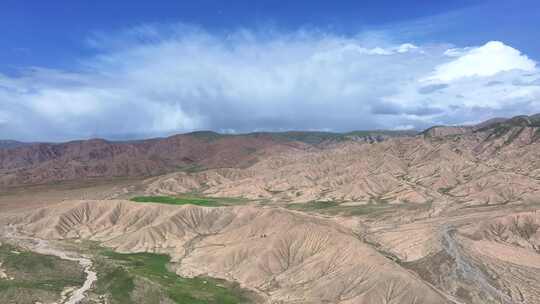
{"left": 1, "top": 0, "right": 540, "bottom": 141}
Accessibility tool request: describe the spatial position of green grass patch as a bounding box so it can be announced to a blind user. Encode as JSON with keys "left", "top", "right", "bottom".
{"left": 438, "top": 186, "right": 454, "bottom": 194}
{"left": 287, "top": 200, "right": 390, "bottom": 217}
{"left": 504, "top": 127, "right": 525, "bottom": 145}
{"left": 131, "top": 195, "right": 224, "bottom": 207}
{"left": 175, "top": 163, "right": 207, "bottom": 173}
{"left": 291, "top": 201, "right": 341, "bottom": 210}
{"left": 534, "top": 128, "right": 540, "bottom": 142}
{"left": 488, "top": 124, "right": 512, "bottom": 140}
{"left": 186, "top": 131, "right": 227, "bottom": 142}
{"left": 259, "top": 130, "right": 415, "bottom": 145}
{"left": 131, "top": 195, "right": 250, "bottom": 207}
{"left": 288, "top": 200, "right": 432, "bottom": 217}
{"left": 95, "top": 266, "right": 134, "bottom": 304}
{"left": 0, "top": 243, "right": 85, "bottom": 304}
{"left": 95, "top": 249, "right": 253, "bottom": 304}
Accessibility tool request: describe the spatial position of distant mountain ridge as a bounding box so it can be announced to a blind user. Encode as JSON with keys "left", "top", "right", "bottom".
{"left": 2, "top": 115, "right": 540, "bottom": 189}
{"left": 0, "top": 129, "right": 416, "bottom": 149}
{"left": 144, "top": 113, "right": 540, "bottom": 206}
{"left": 0, "top": 130, "right": 415, "bottom": 188}
{"left": 0, "top": 140, "right": 32, "bottom": 149}
{"left": 422, "top": 113, "right": 540, "bottom": 138}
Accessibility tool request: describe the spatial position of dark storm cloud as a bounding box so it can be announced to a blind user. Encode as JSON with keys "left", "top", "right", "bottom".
{"left": 405, "top": 106, "right": 445, "bottom": 116}
{"left": 512, "top": 78, "right": 540, "bottom": 86}
{"left": 418, "top": 83, "right": 448, "bottom": 94}
{"left": 371, "top": 101, "right": 444, "bottom": 116}
{"left": 370, "top": 102, "right": 403, "bottom": 115}
{"left": 485, "top": 80, "right": 504, "bottom": 86}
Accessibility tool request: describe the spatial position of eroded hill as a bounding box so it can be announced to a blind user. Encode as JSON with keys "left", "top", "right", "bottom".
{"left": 0, "top": 131, "right": 412, "bottom": 188}
{"left": 0, "top": 200, "right": 447, "bottom": 304}
{"left": 144, "top": 115, "right": 540, "bottom": 210}
{"left": 1, "top": 115, "right": 540, "bottom": 304}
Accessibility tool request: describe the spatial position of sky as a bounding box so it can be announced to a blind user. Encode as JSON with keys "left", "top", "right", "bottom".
{"left": 1, "top": 0, "right": 540, "bottom": 141}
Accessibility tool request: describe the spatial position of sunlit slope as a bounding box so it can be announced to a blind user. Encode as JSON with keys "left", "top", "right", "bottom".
{"left": 0, "top": 200, "right": 448, "bottom": 304}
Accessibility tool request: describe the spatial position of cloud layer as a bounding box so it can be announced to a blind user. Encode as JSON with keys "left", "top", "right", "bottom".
{"left": 1, "top": 25, "right": 539, "bottom": 141}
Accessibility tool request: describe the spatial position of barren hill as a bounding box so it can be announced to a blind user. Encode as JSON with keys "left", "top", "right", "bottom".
{"left": 0, "top": 133, "right": 307, "bottom": 188}
{"left": 0, "top": 200, "right": 448, "bottom": 304}
{"left": 0, "top": 140, "right": 31, "bottom": 149}
{"left": 2, "top": 115, "right": 540, "bottom": 304}
{"left": 144, "top": 115, "right": 540, "bottom": 208}
{"left": 0, "top": 131, "right": 413, "bottom": 188}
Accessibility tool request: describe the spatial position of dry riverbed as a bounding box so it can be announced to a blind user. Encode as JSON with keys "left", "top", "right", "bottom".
{"left": 1, "top": 226, "right": 96, "bottom": 304}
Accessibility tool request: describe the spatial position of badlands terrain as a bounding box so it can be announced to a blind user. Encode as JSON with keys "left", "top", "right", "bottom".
{"left": 1, "top": 114, "right": 540, "bottom": 303}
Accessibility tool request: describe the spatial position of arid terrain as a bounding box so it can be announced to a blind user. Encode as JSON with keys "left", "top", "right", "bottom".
{"left": 1, "top": 115, "right": 540, "bottom": 304}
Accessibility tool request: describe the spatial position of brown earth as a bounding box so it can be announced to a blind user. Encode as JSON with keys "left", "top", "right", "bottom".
{"left": 0, "top": 131, "right": 416, "bottom": 189}
{"left": 0, "top": 132, "right": 311, "bottom": 188}
{"left": 0, "top": 200, "right": 449, "bottom": 304}
{"left": 144, "top": 115, "right": 540, "bottom": 209}
{"left": 1, "top": 115, "right": 540, "bottom": 304}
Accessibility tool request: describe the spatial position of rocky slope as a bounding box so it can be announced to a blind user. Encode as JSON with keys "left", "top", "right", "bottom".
{"left": 0, "top": 133, "right": 308, "bottom": 188}
{"left": 2, "top": 114, "right": 540, "bottom": 304}
{"left": 0, "top": 140, "right": 31, "bottom": 149}
{"left": 145, "top": 115, "right": 540, "bottom": 208}
{"left": 0, "top": 131, "right": 413, "bottom": 188}
{"left": 0, "top": 200, "right": 448, "bottom": 304}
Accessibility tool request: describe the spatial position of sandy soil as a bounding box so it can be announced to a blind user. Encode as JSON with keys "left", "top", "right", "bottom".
{"left": 1, "top": 180, "right": 540, "bottom": 304}
{"left": 0, "top": 200, "right": 449, "bottom": 304}
{"left": 2, "top": 123, "right": 540, "bottom": 303}
{"left": 0, "top": 178, "right": 140, "bottom": 212}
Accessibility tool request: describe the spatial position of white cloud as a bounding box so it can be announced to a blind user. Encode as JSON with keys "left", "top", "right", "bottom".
{"left": 0, "top": 111, "right": 8, "bottom": 124}
{"left": 0, "top": 25, "right": 539, "bottom": 141}
{"left": 396, "top": 43, "right": 418, "bottom": 53}
{"left": 393, "top": 124, "right": 415, "bottom": 130}
{"left": 424, "top": 41, "right": 537, "bottom": 82}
